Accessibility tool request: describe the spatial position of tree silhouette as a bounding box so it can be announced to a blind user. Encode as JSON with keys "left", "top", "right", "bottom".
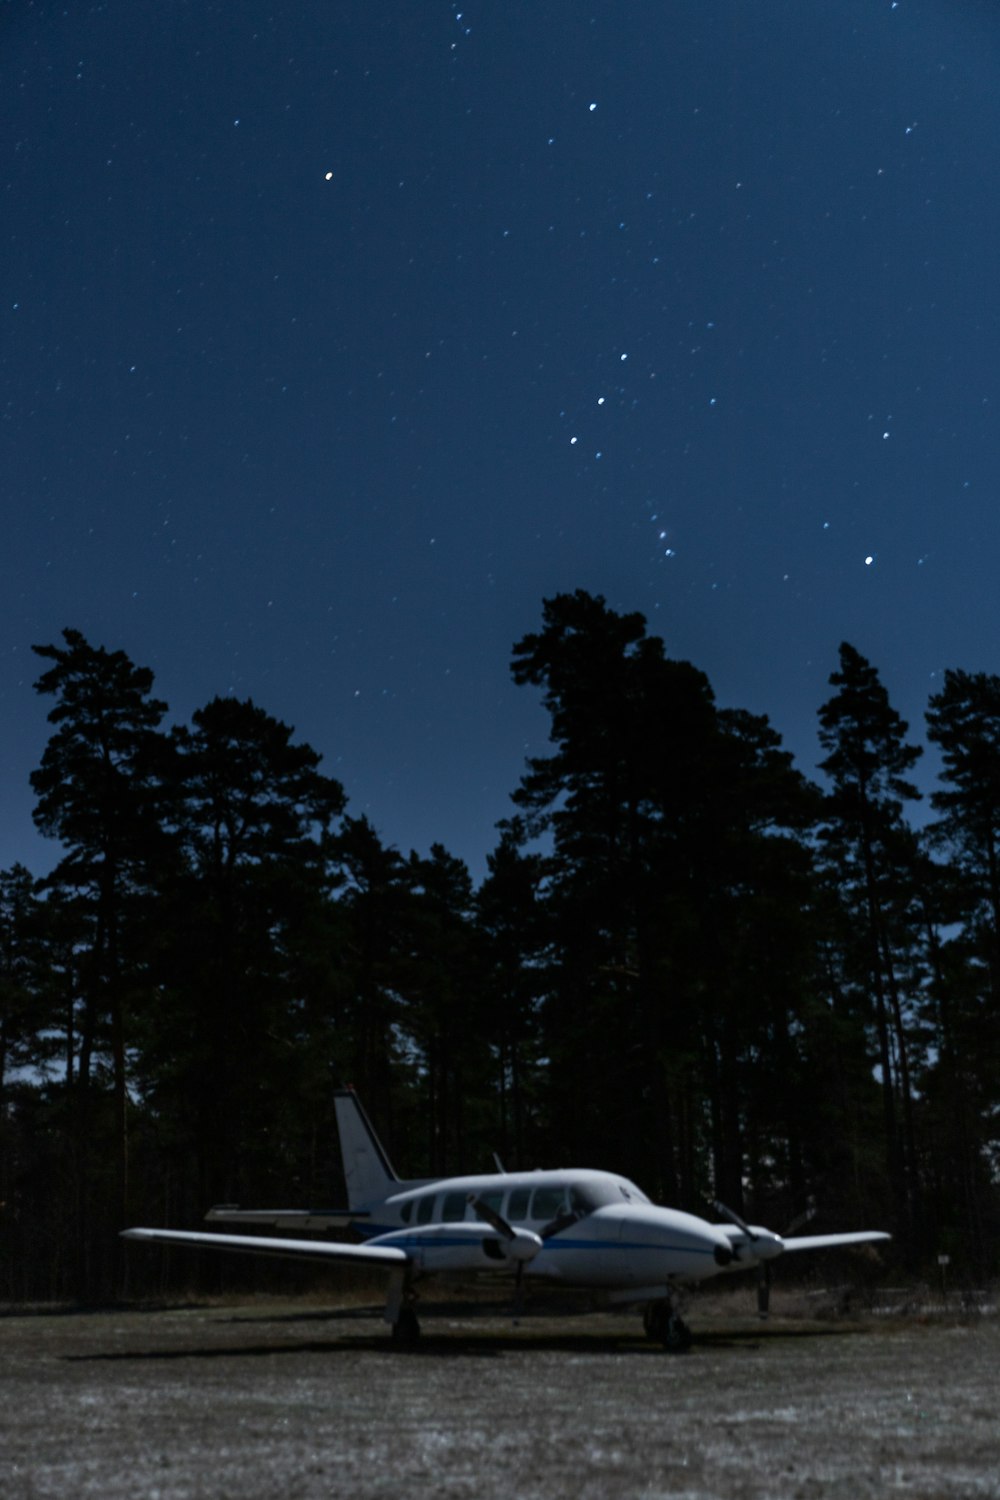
{"left": 924, "top": 669, "right": 1000, "bottom": 1265}
{"left": 31, "top": 629, "right": 171, "bottom": 1290}
{"left": 11, "top": 609, "right": 1000, "bottom": 1296}
{"left": 144, "top": 696, "right": 346, "bottom": 1208}
{"left": 510, "top": 592, "right": 820, "bottom": 1212}
{"left": 817, "top": 642, "right": 923, "bottom": 1241}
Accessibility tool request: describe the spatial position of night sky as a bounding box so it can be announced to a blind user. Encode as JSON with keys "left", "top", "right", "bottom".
{"left": 5, "top": 1, "right": 1000, "bottom": 880}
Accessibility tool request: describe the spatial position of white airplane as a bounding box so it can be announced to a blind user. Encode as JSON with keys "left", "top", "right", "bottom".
{"left": 122, "top": 1089, "right": 889, "bottom": 1349}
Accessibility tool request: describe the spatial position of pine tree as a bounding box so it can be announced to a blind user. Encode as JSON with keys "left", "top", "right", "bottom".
{"left": 405, "top": 844, "right": 489, "bottom": 1173}
{"left": 927, "top": 669, "right": 1000, "bottom": 997}
{"left": 30, "top": 629, "right": 172, "bottom": 1290}
{"left": 0, "top": 865, "right": 46, "bottom": 1096}
{"left": 476, "top": 823, "right": 547, "bottom": 1167}
{"left": 327, "top": 815, "right": 416, "bottom": 1164}
{"left": 145, "top": 696, "right": 345, "bottom": 1208}
{"left": 924, "top": 669, "right": 1000, "bottom": 1264}
{"left": 510, "top": 592, "right": 819, "bottom": 1210}
{"left": 817, "top": 642, "right": 923, "bottom": 1242}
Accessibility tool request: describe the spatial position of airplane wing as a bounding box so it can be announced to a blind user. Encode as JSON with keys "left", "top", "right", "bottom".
{"left": 121, "top": 1227, "right": 408, "bottom": 1267}
{"left": 780, "top": 1231, "right": 891, "bottom": 1252}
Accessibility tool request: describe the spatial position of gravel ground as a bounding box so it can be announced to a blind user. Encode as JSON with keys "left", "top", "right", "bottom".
{"left": 1, "top": 1297, "right": 997, "bottom": 1499}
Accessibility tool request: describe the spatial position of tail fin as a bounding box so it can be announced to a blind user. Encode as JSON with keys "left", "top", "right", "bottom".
{"left": 334, "top": 1089, "right": 400, "bottom": 1208}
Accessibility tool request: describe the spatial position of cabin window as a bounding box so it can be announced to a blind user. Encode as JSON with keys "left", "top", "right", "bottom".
{"left": 442, "top": 1191, "right": 468, "bottom": 1222}
{"left": 399, "top": 1200, "right": 413, "bottom": 1224}
{"left": 415, "top": 1194, "right": 436, "bottom": 1224}
{"left": 507, "top": 1187, "right": 530, "bottom": 1222}
{"left": 529, "top": 1186, "right": 566, "bottom": 1222}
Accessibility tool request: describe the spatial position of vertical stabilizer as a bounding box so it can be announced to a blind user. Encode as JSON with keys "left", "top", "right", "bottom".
{"left": 334, "top": 1089, "right": 400, "bottom": 1208}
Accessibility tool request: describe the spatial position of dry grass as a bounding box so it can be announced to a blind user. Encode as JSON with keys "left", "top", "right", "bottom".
{"left": 2, "top": 1289, "right": 997, "bottom": 1498}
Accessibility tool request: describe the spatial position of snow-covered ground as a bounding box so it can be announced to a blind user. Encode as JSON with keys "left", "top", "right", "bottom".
{"left": 2, "top": 1298, "right": 997, "bottom": 1498}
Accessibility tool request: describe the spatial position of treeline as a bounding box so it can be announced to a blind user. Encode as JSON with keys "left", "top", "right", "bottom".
{"left": 1, "top": 590, "right": 999, "bottom": 1300}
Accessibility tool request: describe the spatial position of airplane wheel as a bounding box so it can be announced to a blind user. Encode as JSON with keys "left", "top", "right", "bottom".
{"left": 391, "top": 1307, "right": 421, "bottom": 1346}
{"left": 645, "top": 1303, "right": 691, "bottom": 1352}
{"left": 662, "top": 1314, "right": 692, "bottom": 1353}
{"left": 643, "top": 1304, "right": 665, "bottom": 1341}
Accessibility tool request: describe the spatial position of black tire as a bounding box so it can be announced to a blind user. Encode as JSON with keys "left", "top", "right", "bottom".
{"left": 662, "top": 1314, "right": 692, "bottom": 1353}
{"left": 391, "top": 1307, "right": 421, "bottom": 1345}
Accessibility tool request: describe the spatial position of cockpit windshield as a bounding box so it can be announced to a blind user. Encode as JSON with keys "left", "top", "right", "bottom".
{"left": 616, "top": 1179, "right": 650, "bottom": 1205}
{"left": 565, "top": 1178, "right": 650, "bottom": 1213}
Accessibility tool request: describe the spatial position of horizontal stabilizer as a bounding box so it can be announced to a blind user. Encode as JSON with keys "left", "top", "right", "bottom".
{"left": 121, "top": 1226, "right": 408, "bottom": 1267}
{"left": 781, "top": 1231, "right": 890, "bottom": 1253}
{"left": 205, "top": 1206, "right": 365, "bottom": 1230}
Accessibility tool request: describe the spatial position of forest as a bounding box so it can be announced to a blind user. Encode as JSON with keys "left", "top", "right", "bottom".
{"left": 1, "top": 589, "right": 998, "bottom": 1301}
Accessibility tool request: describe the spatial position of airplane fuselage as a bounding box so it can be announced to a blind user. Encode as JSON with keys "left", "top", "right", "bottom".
{"left": 354, "top": 1167, "right": 736, "bottom": 1289}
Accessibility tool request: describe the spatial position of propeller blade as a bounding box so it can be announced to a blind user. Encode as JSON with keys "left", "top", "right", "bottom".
{"left": 467, "top": 1194, "right": 516, "bottom": 1241}
{"left": 713, "top": 1200, "right": 759, "bottom": 1242}
{"left": 512, "top": 1262, "right": 525, "bottom": 1325}
{"left": 757, "top": 1262, "right": 771, "bottom": 1319}
{"left": 539, "top": 1208, "right": 581, "bottom": 1240}
{"left": 468, "top": 1196, "right": 537, "bottom": 1322}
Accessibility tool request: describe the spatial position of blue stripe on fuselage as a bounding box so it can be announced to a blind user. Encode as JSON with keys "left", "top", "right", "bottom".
{"left": 358, "top": 1226, "right": 716, "bottom": 1259}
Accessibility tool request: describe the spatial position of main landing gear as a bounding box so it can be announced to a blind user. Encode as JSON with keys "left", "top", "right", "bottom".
{"left": 643, "top": 1299, "right": 692, "bottom": 1352}
{"left": 385, "top": 1268, "right": 421, "bottom": 1346}
{"left": 391, "top": 1305, "right": 421, "bottom": 1345}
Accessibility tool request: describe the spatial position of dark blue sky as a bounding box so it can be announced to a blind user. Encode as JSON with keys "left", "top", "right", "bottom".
{"left": 4, "top": 1, "right": 1000, "bottom": 878}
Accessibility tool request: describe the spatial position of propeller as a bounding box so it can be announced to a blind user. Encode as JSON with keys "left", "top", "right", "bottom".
{"left": 713, "top": 1200, "right": 771, "bottom": 1320}
{"left": 783, "top": 1206, "right": 817, "bottom": 1237}
{"left": 757, "top": 1261, "right": 772, "bottom": 1319}
{"left": 467, "top": 1195, "right": 542, "bottom": 1323}
{"left": 714, "top": 1201, "right": 823, "bottom": 1318}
